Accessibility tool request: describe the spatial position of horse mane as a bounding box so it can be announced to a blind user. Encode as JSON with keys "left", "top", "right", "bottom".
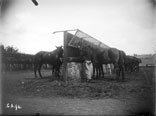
{"left": 50, "top": 48, "right": 58, "bottom": 54}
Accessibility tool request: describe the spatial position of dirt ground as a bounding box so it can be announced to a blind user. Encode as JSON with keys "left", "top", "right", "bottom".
{"left": 1, "top": 67, "right": 155, "bottom": 115}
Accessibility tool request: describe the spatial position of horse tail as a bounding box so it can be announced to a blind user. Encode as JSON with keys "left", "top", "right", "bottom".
{"left": 119, "top": 50, "right": 126, "bottom": 80}
{"left": 33, "top": 56, "right": 36, "bottom": 77}
{"left": 123, "top": 51, "right": 126, "bottom": 63}
{"left": 119, "top": 50, "right": 126, "bottom": 64}
{"left": 33, "top": 55, "right": 39, "bottom": 78}
{"left": 122, "top": 51, "right": 126, "bottom": 68}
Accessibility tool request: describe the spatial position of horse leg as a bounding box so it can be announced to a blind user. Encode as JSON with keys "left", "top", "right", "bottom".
{"left": 38, "top": 64, "right": 43, "bottom": 78}
{"left": 34, "top": 64, "right": 37, "bottom": 78}
{"left": 121, "top": 65, "right": 125, "bottom": 81}
{"left": 114, "top": 63, "right": 120, "bottom": 80}
{"left": 57, "top": 67, "right": 60, "bottom": 80}
{"left": 95, "top": 66, "right": 98, "bottom": 79}
{"left": 93, "top": 65, "right": 95, "bottom": 79}
{"left": 100, "top": 64, "right": 104, "bottom": 78}
{"left": 96, "top": 65, "right": 99, "bottom": 78}
{"left": 57, "top": 66, "right": 60, "bottom": 77}
{"left": 94, "top": 65, "right": 97, "bottom": 79}
{"left": 97, "top": 66, "right": 100, "bottom": 79}
{"left": 52, "top": 65, "right": 55, "bottom": 77}
{"left": 55, "top": 66, "right": 58, "bottom": 78}
{"left": 51, "top": 66, "right": 53, "bottom": 76}
{"left": 136, "top": 64, "right": 139, "bottom": 72}
{"left": 99, "top": 65, "right": 103, "bottom": 78}
{"left": 118, "top": 62, "right": 125, "bottom": 81}
{"left": 108, "top": 64, "right": 112, "bottom": 75}
{"left": 58, "top": 65, "right": 61, "bottom": 78}
{"left": 92, "top": 64, "right": 95, "bottom": 79}
{"left": 118, "top": 67, "right": 121, "bottom": 77}
{"left": 98, "top": 65, "right": 100, "bottom": 78}
{"left": 98, "top": 65, "right": 101, "bottom": 78}
{"left": 55, "top": 66, "right": 59, "bottom": 78}
{"left": 58, "top": 66, "right": 61, "bottom": 80}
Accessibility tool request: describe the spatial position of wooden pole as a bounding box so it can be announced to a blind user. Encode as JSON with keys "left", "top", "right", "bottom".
{"left": 53, "top": 29, "right": 78, "bottom": 83}
{"left": 63, "top": 31, "right": 68, "bottom": 82}
{"left": 53, "top": 29, "right": 78, "bottom": 34}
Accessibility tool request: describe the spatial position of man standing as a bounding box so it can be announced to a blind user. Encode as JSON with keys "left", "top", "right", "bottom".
{"left": 80, "top": 45, "right": 93, "bottom": 82}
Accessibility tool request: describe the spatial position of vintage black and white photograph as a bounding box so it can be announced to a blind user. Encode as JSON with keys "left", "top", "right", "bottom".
{"left": 0, "top": 0, "right": 156, "bottom": 115}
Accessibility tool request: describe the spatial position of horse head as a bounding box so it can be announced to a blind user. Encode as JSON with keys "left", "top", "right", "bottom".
{"left": 55, "top": 46, "right": 64, "bottom": 58}
{"left": 79, "top": 45, "right": 87, "bottom": 57}
{"left": 79, "top": 45, "right": 93, "bottom": 61}
{"left": 138, "top": 58, "right": 142, "bottom": 63}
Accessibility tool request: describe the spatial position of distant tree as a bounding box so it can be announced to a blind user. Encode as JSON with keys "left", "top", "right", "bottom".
{"left": 0, "top": 44, "right": 5, "bottom": 52}
{"left": 5, "top": 46, "right": 19, "bottom": 53}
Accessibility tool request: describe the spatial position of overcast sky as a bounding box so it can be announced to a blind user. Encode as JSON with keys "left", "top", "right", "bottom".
{"left": 0, "top": 0, "right": 156, "bottom": 55}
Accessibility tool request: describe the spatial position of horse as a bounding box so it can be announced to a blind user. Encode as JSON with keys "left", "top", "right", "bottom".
{"left": 91, "top": 47, "right": 126, "bottom": 80}
{"left": 79, "top": 45, "right": 105, "bottom": 79}
{"left": 91, "top": 47, "right": 104, "bottom": 79}
{"left": 94, "top": 48, "right": 126, "bottom": 80}
{"left": 117, "top": 50, "right": 126, "bottom": 79}
{"left": 135, "top": 57, "right": 142, "bottom": 71}
{"left": 52, "top": 58, "right": 63, "bottom": 77}
{"left": 34, "top": 46, "right": 63, "bottom": 78}
{"left": 79, "top": 45, "right": 126, "bottom": 80}
{"left": 125, "top": 55, "right": 142, "bottom": 72}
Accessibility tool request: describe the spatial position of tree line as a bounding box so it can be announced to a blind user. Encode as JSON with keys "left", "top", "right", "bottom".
{"left": 1, "top": 45, "right": 34, "bottom": 71}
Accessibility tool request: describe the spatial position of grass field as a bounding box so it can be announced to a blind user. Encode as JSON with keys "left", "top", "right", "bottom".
{"left": 2, "top": 67, "right": 155, "bottom": 115}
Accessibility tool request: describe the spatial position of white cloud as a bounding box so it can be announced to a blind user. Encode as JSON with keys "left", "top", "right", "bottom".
{"left": 1, "top": 0, "right": 155, "bottom": 55}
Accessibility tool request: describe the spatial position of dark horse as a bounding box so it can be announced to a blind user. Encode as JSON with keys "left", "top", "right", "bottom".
{"left": 97, "top": 48, "right": 126, "bottom": 80}
{"left": 80, "top": 46, "right": 126, "bottom": 80}
{"left": 34, "top": 46, "right": 63, "bottom": 78}
{"left": 90, "top": 47, "right": 104, "bottom": 79}
{"left": 125, "top": 55, "right": 142, "bottom": 72}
